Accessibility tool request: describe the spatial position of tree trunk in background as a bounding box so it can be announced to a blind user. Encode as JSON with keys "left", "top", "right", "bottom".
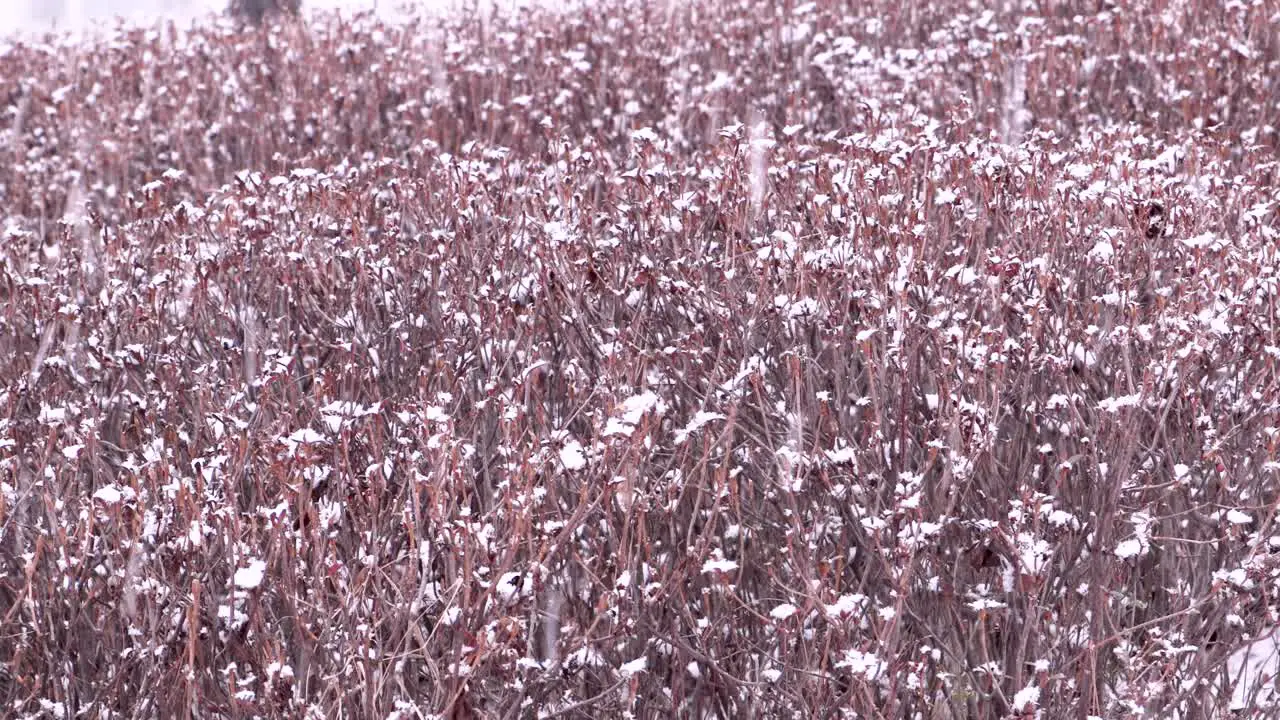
{"left": 228, "top": 0, "right": 301, "bottom": 24}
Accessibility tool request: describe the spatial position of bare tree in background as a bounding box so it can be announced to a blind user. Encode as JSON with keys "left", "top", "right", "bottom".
{"left": 228, "top": 0, "right": 301, "bottom": 24}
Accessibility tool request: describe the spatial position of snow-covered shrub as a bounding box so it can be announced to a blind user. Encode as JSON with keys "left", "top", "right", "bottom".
{"left": 0, "top": 0, "right": 1277, "bottom": 717}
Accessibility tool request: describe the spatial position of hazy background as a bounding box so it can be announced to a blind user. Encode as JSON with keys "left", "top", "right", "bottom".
{"left": 0, "top": 0, "right": 488, "bottom": 35}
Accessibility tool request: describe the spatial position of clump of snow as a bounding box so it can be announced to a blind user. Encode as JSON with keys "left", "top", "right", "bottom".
{"left": 234, "top": 559, "right": 267, "bottom": 590}
{"left": 825, "top": 446, "right": 858, "bottom": 464}
{"left": 93, "top": 484, "right": 133, "bottom": 505}
{"left": 701, "top": 557, "right": 738, "bottom": 575}
{"left": 495, "top": 571, "right": 525, "bottom": 603}
{"left": 282, "top": 427, "right": 327, "bottom": 455}
{"left": 825, "top": 594, "right": 866, "bottom": 620}
{"left": 674, "top": 411, "right": 727, "bottom": 444}
{"left": 835, "top": 648, "right": 885, "bottom": 681}
{"left": 770, "top": 603, "right": 798, "bottom": 620}
{"left": 1115, "top": 537, "right": 1147, "bottom": 560}
{"left": 1012, "top": 683, "right": 1040, "bottom": 712}
{"left": 618, "top": 656, "right": 647, "bottom": 678}
{"left": 1226, "top": 509, "right": 1253, "bottom": 525}
{"left": 558, "top": 440, "right": 588, "bottom": 470}
{"left": 603, "top": 392, "right": 667, "bottom": 437}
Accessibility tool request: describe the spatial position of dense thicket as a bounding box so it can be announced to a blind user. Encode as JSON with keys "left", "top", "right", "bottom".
{"left": 1, "top": 0, "right": 1278, "bottom": 717}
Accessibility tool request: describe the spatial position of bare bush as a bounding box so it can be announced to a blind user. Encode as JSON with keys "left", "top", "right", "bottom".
{"left": 0, "top": 0, "right": 1278, "bottom": 718}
